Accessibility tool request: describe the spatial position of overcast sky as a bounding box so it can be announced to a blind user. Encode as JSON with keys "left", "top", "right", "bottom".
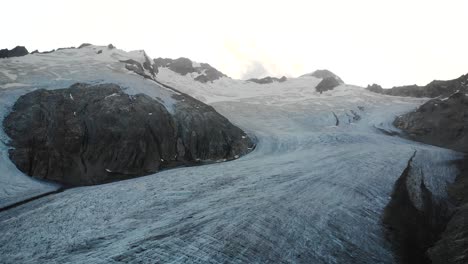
{"left": 2, "top": 0, "right": 467, "bottom": 87}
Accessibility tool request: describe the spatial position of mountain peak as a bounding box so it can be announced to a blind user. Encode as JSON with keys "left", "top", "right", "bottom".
{"left": 300, "top": 69, "right": 344, "bottom": 84}
{"left": 0, "top": 46, "right": 29, "bottom": 58}
{"left": 154, "top": 57, "right": 227, "bottom": 83}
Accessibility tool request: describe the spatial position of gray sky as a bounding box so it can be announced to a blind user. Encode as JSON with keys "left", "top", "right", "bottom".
{"left": 2, "top": 0, "right": 467, "bottom": 87}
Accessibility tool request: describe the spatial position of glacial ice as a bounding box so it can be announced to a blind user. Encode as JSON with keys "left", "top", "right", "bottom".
{"left": 0, "top": 46, "right": 462, "bottom": 263}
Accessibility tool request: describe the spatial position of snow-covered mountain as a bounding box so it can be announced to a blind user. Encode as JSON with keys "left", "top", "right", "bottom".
{"left": 0, "top": 45, "right": 253, "bottom": 203}
{"left": 0, "top": 45, "right": 463, "bottom": 263}
{"left": 154, "top": 57, "right": 227, "bottom": 83}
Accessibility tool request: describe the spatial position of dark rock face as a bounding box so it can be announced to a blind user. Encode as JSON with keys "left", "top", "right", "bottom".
{"left": 167, "top": 57, "right": 194, "bottom": 75}
{"left": 247, "top": 76, "right": 287, "bottom": 84}
{"left": 0, "top": 46, "right": 29, "bottom": 58}
{"left": 394, "top": 92, "right": 468, "bottom": 153}
{"left": 316, "top": 76, "right": 341, "bottom": 93}
{"left": 366, "top": 84, "right": 384, "bottom": 93}
{"left": 3, "top": 83, "right": 254, "bottom": 186}
{"left": 56, "top": 47, "right": 76, "bottom": 51}
{"left": 41, "top": 49, "right": 56, "bottom": 54}
{"left": 301, "top": 69, "right": 344, "bottom": 84}
{"left": 390, "top": 92, "right": 468, "bottom": 264}
{"left": 154, "top": 57, "right": 227, "bottom": 83}
{"left": 383, "top": 152, "right": 450, "bottom": 264}
{"left": 78, "top": 43, "right": 92, "bottom": 49}
{"left": 367, "top": 74, "right": 468, "bottom": 98}
{"left": 121, "top": 56, "right": 157, "bottom": 79}
{"left": 428, "top": 157, "right": 468, "bottom": 264}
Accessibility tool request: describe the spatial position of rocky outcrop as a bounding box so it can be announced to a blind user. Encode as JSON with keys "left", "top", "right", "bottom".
{"left": 121, "top": 55, "right": 157, "bottom": 79}
{"left": 78, "top": 43, "right": 92, "bottom": 49}
{"left": 316, "top": 77, "right": 342, "bottom": 93}
{"left": 56, "top": 47, "right": 76, "bottom": 51}
{"left": 301, "top": 69, "right": 344, "bottom": 84}
{"left": 428, "top": 157, "right": 468, "bottom": 264}
{"left": 383, "top": 152, "right": 451, "bottom": 264}
{"left": 394, "top": 92, "right": 468, "bottom": 153}
{"left": 367, "top": 74, "right": 468, "bottom": 98}
{"left": 247, "top": 76, "right": 287, "bottom": 84}
{"left": 154, "top": 57, "right": 227, "bottom": 83}
{"left": 366, "top": 84, "right": 384, "bottom": 93}
{"left": 0, "top": 46, "right": 29, "bottom": 58}
{"left": 156, "top": 57, "right": 193, "bottom": 75}
{"left": 389, "top": 92, "right": 468, "bottom": 264}
{"left": 3, "top": 83, "right": 254, "bottom": 186}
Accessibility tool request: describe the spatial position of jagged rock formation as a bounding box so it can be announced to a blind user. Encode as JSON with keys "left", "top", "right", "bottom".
{"left": 394, "top": 92, "right": 468, "bottom": 153}
{"left": 428, "top": 158, "right": 468, "bottom": 264}
{"left": 301, "top": 69, "right": 344, "bottom": 84}
{"left": 154, "top": 57, "right": 227, "bottom": 83}
{"left": 316, "top": 76, "right": 342, "bottom": 93}
{"left": 3, "top": 83, "right": 254, "bottom": 186}
{"left": 367, "top": 74, "right": 468, "bottom": 98}
{"left": 0, "top": 46, "right": 29, "bottom": 58}
{"left": 389, "top": 92, "right": 468, "bottom": 264}
{"left": 383, "top": 152, "right": 451, "bottom": 264}
{"left": 121, "top": 54, "right": 157, "bottom": 79}
{"left": 247, "top": 76, "right": 287, "bottom": 84}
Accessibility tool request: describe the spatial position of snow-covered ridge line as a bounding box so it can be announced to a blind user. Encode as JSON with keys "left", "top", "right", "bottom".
{"left": 0, "top": 44, "right": 211, "bottom": 207}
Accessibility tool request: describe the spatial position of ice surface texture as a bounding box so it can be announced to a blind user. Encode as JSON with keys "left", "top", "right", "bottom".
{"left": 0, "top": 46, "right": 461, "bottom": 263}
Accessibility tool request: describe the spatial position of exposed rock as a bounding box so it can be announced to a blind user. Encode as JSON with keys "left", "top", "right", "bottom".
{"left": 367, "top": 74, "right": 468, "bottom": 98}
{"left": 393, "top": 92, "right": 468, "bottom": 264}
{"left": 0, "top": 46, "right": 29, "bottom": 58}
{"left": 301, "top": 69, "right": 344, "bottom": 84}
{"left": 3, "top": 83, "right": 254, "bottom": 186}
{"left": 78, "top": 43, "right": 92, "bottom": 49}
{"left": 142, "top": 52, "right": 157, "bottom": 76}
{"left": 383, "top": 151, "right": 451, "bottom": 264}
{"left": 366, "top": 84, "right": 384, "bottom": 93}
{"left": 316, "top": 76, "right": 342, "bottom": 93}
{"left": 107, "top": 44, "right": 115, "bottom": 49}
{"left": 247, "top": 76, "right": 287, "bottom": 84}
{"left": 41, "top": 49, "right": 56, "bottom": 54}
{"left": 153, "top": 57, "right": 173, "bottom": 68}
{"left": 56, "top": 47, "right": 76, "bottom": 51}
{"left": 168, "top": 57, "right": 194, "bottom": 75}
{"left": 154, "top": 57, "right": 227, "bottom": 83}
{"left": 121, "top": 58, "right": 157, "bottom": 79}
{"left": 394, "top": 92, "right": 468, "bottom": 153}
{"left": 428, "top": 157, "right": 468, "bottom": 264}
{"left": 195, "top": 63, "right": 227, "bottom": 83}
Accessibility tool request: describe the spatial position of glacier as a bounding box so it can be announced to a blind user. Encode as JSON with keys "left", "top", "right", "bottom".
{"left": 0, "top": 46, "right": 462, "bottom": 263}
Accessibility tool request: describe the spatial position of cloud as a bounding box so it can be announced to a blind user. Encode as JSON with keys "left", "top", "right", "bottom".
{"left": 241, "top": 61, "right": 270, "bottom": 79}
